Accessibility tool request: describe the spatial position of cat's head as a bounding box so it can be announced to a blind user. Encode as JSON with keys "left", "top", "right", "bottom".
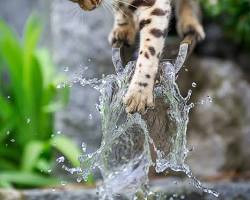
{"left": 69, "top": 0, "right": 102, "bottom": 11}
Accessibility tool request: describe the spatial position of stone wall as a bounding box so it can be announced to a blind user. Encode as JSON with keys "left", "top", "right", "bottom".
{"left": 1, "top": 180, "right": 250, "bottom": 200}
{"left": 0, "top": 0, "right": 51, "bottom": 45}
{"left": 51, "top": 0, "right": 113, "bottom": 152}
{"left": 181, "top": 57, "right": 250, "bottom": 177}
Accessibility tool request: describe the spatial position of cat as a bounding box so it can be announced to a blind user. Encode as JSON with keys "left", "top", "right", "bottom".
{"left": 69, "top": 0, "right": 205, "bottom": 113}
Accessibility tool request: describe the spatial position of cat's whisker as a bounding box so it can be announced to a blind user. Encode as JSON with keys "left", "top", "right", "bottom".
{"left": 74, "top": 7, "right": 87, "bottom": 24}
{"left": 102, "top": 2, "right": 112, "bottom": 15}
{"left": 111, "top": 2, "right": 129, "bottom": 18}
{"left": 114, "top": 0, "right": 138, "bottom": 9}
{"left": 103, "top": 0, "right": 114, "bottom": 11}
{"left": 74, "top": 7, "right": 81, "bottom": 16}
{"left": 102, "top": 1, "right": 111, "bottom": 11}
{"left": 101, "top": 3, "right": 114, "bottom": 22}
{"left": 62, "top": 2, "right": 78, "bottom": 18}
{"left": 103, "top": 1, "right": 115, "bottom": 15}
{"left": 81, "top": 12, "right": 86, "bottom": 26}
{"left": 111, "top": 3, "right": 128, "bottom": 18}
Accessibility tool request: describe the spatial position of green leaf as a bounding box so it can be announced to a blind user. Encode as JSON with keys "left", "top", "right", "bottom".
{"left": 21, "top": 141, "right": 45, "bottom": 171}
{"left": 0, "top": 171, "right": 59, "bottom": 187}
{"left": 0, "top": 180, "right": 12, "bottom": 188}
{"left": 36, "top": 158, "right": 53, "bottom": 173}
{"left": 0, "top": 158, "right": 17, "bottom": 170}
{"left": 85, "top": 174, "right": 95, "bottom": 185}
{"left": 0, "top": 147, "right": 21, "bottom": 163}
{"left": 51, "top": 135, "right": 81, "bottom": 167}
{"left": 23, "top": 14, "right": 42, "bottom": 70}
{"left": 43, "top": 86, "right": 70, "bottom": 113}
{"left": 0, "top": 119, "right": 16, "bottom": 143}
{"left": 28, "top": 56, "right": 43, "bottom": 136}
{"left": 36, "top": 49, "right": 55, "bottom": 87}
{"left": 0, "top": 15, "right": 72, "bottom": 188}
{"left": 0, "top": 20, "right": 24, "bottom": 116}
{"left": 21, "top": 15, "right": 43, "bottom": 141}
{"left": 0, "top": 94, "right": 17, "bottom": 142}
{"left": 0, "top": 94, "right": 13, "bottom": 119}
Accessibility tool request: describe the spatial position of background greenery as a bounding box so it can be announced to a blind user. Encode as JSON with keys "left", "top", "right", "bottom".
{"left": 0, "top": 15, "right": 92, "bottom": 188}
{"left": 201, "top": 0, "right": 250, "bottom": 48}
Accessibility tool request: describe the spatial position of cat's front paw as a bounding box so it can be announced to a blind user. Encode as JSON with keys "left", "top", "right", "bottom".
{"left": 177, "top": 17, "right": 205, "bottom": 41}
{"left": 108, "top": 24, "right": 136, "bottom": 48}
{"left": 123, "top": 82, "right": 154, "bottom": 114}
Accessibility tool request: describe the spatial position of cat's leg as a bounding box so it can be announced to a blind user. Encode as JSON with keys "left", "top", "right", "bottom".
{"left": 108, "top": 4, "right": 136, "bottom": 47}
{"left": 175, "top": 0, "right": 205, "bottom": 40}
{"left": 123, "top": 0, "right": 171, "bottom": 113}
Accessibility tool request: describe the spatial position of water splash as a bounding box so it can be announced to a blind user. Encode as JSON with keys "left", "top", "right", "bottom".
{"left": 10, "top": 139, "right": 15, "bottom": 143}
{"left": 62, "top": 43, "right": 219, "bottom": 199}
{"left": 56, "top": 156, "right": 65, "bottom": 163}
{"left": 192, "top": 82, "right": 197, "bottom": 88}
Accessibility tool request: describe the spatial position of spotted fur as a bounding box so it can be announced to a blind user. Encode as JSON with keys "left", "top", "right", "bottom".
{"left": 71, "top": 0, "right": 205, "bottom": 113}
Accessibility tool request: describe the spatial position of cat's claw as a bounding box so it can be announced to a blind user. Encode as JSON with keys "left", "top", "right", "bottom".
{"left": 108, "top": 24, "right": 136, "bottom": 48}
{"left": 123, "top": 84, "right": 154, "bottom": 114}
{"left": 177, "top": 17, "right": 205, "bottom": 41}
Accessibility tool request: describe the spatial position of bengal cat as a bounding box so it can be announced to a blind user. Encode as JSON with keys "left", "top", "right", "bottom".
{"left": 69, "top": 0, "right": 205, "bottom": 114}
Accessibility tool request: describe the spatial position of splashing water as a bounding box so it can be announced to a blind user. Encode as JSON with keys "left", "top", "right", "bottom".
{"left": 61, "top": 43, "right": 219, "bottom": 199}
{"left": 56, "top": 156, "right": 65, "bottom": 163}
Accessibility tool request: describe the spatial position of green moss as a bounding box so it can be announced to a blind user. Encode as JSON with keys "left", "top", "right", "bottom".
{"left": 201, "top": 0, "right": 250, "bottom": 49}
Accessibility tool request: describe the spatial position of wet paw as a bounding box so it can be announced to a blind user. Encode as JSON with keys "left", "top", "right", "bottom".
{"left": 177, "top": 17, "right": 205, "bottom": 41}
{"left": 108, "top": 24, "right": 136, "bottom": 48}
{"left": 123, "top": 83, "right": 154, "bottom": 114}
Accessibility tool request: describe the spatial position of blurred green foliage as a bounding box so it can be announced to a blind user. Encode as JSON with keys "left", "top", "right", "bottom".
{"left": 201, "top": 0, "right": 250, "bottom": 48}
{"left": 0, "top": 15, "right": 92, "bottom": 188}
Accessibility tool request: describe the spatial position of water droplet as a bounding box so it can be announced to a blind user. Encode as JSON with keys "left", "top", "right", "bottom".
{"left": 48, "top": 169, "right": 52, "bottom": 173}
{"left": 77, "top": 177, "right": 82, "bottom": 183}
{"left": 81, "top": 143, "right": 87, "bottom": 152}
{"left": 26, "top": 118, "right": 31, "bottom": 124}
{"left": 173, "top": 193, "right": 178, "bottom": 198}
{"left": 56, "top": 156, "right": 65, "bottom": 163}
{"left": 61, "top": 181, "right": 67, "bottom": 186}
{"left": 10, "top": 139, "right": 15, "bottom": 143}
{"left": 207, "top": 96, "right": 213, "bottom": 103}
{"left": 56, "top": 84, "right": 61, "bottom": 89}
{"left": 57, "top": 131, "right": 61, "bottom": 135}
{"left": 51, "top": 134, "right": 55, "bottom": 138}
{"left": 6, "top": 131, "right": 10, "bottom": 135}
{"left": 88, "top": 58, "right": 91, "bottom": 62}
{"left": 64, "top": 67, "right": 69, "bottom": 72}
{"left": 88, "top": 114, "right": 93, "bottom": 120}
{"left": 189, "top": 103, "right": 195, "bottom": 109}
{"left": 95, "top": 104, "right": 99, "bottom": 110}
{"left": 7, "top": 96, "right": 11, "bottom": 99}
{"left": 192, "top": 82, "right": 197, "bottom": 88}
{"left": 188, "top": 146, "right": 194, "bottom": 152}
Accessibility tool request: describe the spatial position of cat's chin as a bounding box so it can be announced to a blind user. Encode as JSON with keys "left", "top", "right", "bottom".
{"left": 83, "top": 0, "right": 102, "bottom": 11}
{"left": 70, "top": 0, "right": 102, "bottom": 11}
